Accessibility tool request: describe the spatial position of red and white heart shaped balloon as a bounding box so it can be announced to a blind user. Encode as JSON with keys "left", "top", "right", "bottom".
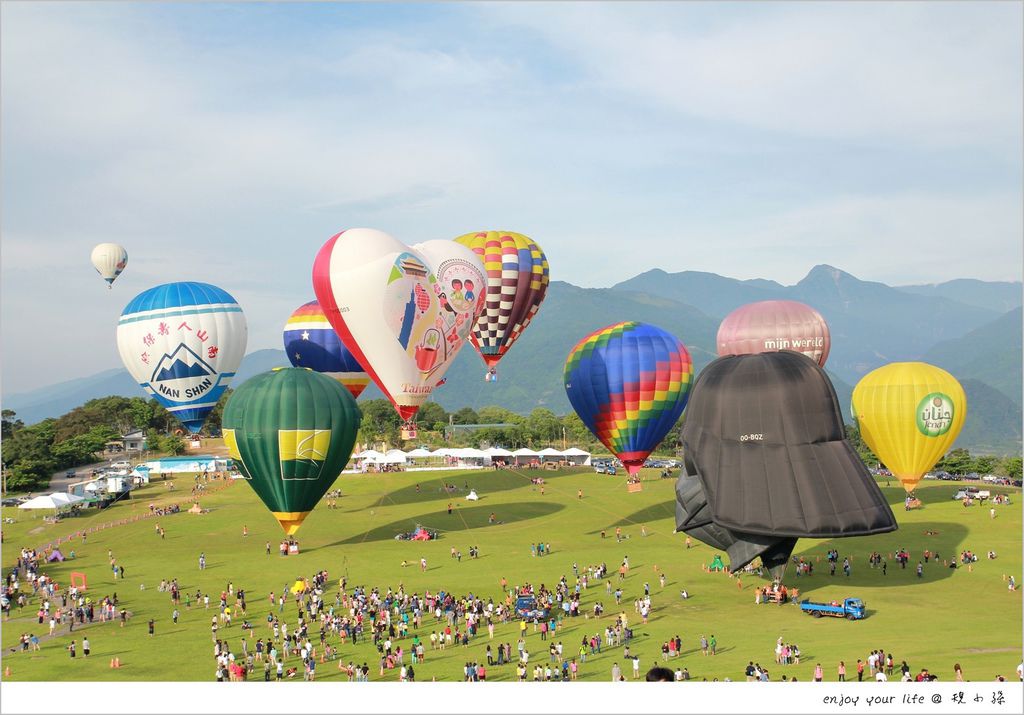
{"left": 312, "top": 228, "right": 485, "bottom": 422}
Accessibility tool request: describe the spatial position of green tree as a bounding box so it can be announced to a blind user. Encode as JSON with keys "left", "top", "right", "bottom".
{"left": 1001, "top": 456, "right": 1022, "bottom": 480}
{"left": 2, "top": 409, "right": 23, "bottom": 440}
{"left": 844, "top": 424, "right": 880, "bottom": 467}
{"left": 204, "top": 388, "right": 233, "bottom": 434}
{"left": 357, "top": 399, "right": 401, "bottom": 444}
{"left": 970, "top": 455, "right": 998, "bottom": 475}
{"left": 451, "top": 407, "right": 480, "bottom": 425}
{"left": 936, "top": 448, "right": 973, "bottom": 475}
{"left": 525, "top": 408, "right": 561, "bottom": 444}
{"left": 417, "top": 402, "right": 448, "bottom": 432}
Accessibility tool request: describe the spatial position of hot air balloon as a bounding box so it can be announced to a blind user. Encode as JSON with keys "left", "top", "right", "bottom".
{"left": 91, "top": 243, "right": 128, "bottom": 288}
{"left": 717, "top": 299, "right": 831, "bottom": 367}
{"left": 564, "top": 322, "right": 693, "bottom": 479}
{"left": 283, "top": 301, "right": 369, "bottom": 398}
{"left": 312, "top": 229, "right": 485, "bottom": 425}
{"left": 116, "top": 282, "right": 247, "bottom": 433}
{"left": 454, "top": 231, "right": 549, "bottom": 380}
{"left": 222, "top": 368, "right": 360, "bottom": 535}
{"left": 851, "top": 362, "right": 966, "bottom": 494}
{"left": 676, "top": 352, "right": 897, "bottom": 578}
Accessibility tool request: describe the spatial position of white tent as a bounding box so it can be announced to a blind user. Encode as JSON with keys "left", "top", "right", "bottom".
{"left": 560, "top": 447, "right": 592, "bottom": 466}
{"left": 485, "top": 447, "right": 513, "bottom": 457}
{"left": 19, "top": 493, "right": 85, "bottom": 510}
{"left": 538, "top": 448, "right": 564, "bottom": 460}
{"left": 354, "top": 449, "right": 384, "bottom": 460}
{"left": 430, "top": 448, "right": 455, "bottom": 457}
{"left": 512, "top": 448, "right": 539, "bottom": 457}
{"left": 382, "top": 450, "right": 408, "bottom": 464}
{"left": 406, "top": 447, "right": 432, "bottom": 458}
{"left": 459, "top": 448, "right": 489, "bottom": 459}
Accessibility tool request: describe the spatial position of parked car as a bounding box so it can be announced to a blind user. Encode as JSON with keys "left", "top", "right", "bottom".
{"left": 110, "top": 460, "right": 131, "bottom": 470}
{"left": 65, "top": 470, "right": 77, "bottom": 479}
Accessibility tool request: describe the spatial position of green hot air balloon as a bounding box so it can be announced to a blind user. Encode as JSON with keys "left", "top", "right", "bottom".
{"left": 222, "top": 368, "right": 361, "bottom": 535}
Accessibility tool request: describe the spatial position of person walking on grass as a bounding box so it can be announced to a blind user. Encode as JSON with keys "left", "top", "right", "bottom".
{"left": 82, "top": 637, "right": 90, "bottom": 657}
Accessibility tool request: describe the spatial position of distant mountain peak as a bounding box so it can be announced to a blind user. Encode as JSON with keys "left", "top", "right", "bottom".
{"left": 801, "top": 264, "right": 856, "bottom": 286}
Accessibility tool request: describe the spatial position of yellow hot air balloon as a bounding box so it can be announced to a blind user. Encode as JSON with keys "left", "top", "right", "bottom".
{"left": 852, "top": 362, "right": 966, "bottom": 494}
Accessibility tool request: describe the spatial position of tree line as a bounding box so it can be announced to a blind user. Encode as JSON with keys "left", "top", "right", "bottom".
{"left": 2, "top": 394, "right": 1019, "bottom": 493}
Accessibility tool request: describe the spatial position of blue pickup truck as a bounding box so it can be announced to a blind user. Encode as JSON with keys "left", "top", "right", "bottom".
{"left": 799, "top": 597, "right": 866, "bottom": 620}
{"left": 515, "top": 595, "right": 550, "bottom": 621}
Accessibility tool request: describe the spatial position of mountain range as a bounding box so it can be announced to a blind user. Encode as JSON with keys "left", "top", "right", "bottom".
{"left": 4, "top": 265, "right": 1020, "bottom": 453}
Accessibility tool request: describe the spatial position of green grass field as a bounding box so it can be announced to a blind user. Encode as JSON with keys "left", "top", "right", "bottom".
{"left": 2, "top": 467, "right": 1021, "bottom": 682}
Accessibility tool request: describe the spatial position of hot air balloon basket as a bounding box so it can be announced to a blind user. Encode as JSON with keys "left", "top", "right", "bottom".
{"left": 626, "top": 482, "right": 643, "bottom": 493}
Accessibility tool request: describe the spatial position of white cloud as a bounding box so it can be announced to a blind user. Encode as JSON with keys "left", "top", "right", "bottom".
{"left": 485, "top": 2, "right": 1023, "bottom": 149}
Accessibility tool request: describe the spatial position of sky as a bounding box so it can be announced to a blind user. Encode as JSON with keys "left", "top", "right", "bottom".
{"left": 2, "top": 1, "right": 1022, "bottom": 394}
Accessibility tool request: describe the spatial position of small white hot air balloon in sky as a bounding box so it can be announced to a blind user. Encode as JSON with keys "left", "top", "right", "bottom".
{"left": 91, "top": 243, "right": 128, "bottom": 288}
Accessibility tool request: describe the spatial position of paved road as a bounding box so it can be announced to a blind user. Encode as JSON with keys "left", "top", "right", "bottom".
{"left": 39, "top": 458, "right": 124, "bottom": 497}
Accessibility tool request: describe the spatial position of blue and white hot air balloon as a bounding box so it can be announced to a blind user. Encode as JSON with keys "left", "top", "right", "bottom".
{"left": 116, "top": 282, "right": 247, "bottom": 433}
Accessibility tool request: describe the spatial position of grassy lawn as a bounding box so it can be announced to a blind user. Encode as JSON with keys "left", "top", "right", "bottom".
{"left": 1, "top": 467, "right": 1020, "bottom": 682}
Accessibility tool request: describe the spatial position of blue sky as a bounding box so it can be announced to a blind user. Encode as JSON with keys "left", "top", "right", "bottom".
{"left": 2, "top": 1, "right": 1022, "bottom": 393}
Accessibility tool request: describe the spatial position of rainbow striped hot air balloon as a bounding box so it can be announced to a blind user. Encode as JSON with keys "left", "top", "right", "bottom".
{"left": 564, "top": 322, "right": 693, "bottom": 476}
{"left": 283, "top": 301, "right": 369, "bottom": 399}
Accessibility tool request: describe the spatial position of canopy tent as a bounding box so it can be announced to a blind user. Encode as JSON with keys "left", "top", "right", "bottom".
{"left": 353, "top": 449, "right": 384, "bottom": 460}
{"left": 512, "top": 447, "right": 540, "bottom": 465}
{"left": 405, "top": 448, "right": 433, "bottom": 458}
{"left": 485, "top": 447, "right": 513, "bottom": 457}
{"left": 537, "top": 448, "right": 564, "bottom": 461}
{"left": 458, "top": 448, "right": 489, "bottom": 459}
{"left": 382, "top": 450, "right": 408, "bottom": 464}
{"left": 18, "top": 493, "right": 85, "bottom": 510}
{"left": 430, "top": 448, "right": 455, "bottom": 457}
{"left": 560, "top": 447, "right": 592, "bottom": 466}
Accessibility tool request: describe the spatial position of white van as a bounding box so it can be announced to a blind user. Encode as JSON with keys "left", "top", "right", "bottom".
{"left": 111, "top": 460, "right": 131, "bottom": 470}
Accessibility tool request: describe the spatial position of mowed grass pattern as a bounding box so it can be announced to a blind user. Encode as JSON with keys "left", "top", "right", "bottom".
{"left": 2, "top": 468, "right": 1020, "bottom": 682}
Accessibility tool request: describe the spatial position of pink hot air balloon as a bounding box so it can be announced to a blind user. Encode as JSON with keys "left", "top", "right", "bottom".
{"left": 716, "top": 300, "right": 831, "bottom": 367}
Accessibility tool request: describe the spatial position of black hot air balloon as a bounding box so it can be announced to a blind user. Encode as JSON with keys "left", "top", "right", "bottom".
{"left": 675, "top": 351, "right": 897, "bottom": 579}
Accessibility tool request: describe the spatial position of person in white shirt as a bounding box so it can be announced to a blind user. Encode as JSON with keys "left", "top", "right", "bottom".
{"left": 875, "top": 670, "right": 888, "bottom": 682}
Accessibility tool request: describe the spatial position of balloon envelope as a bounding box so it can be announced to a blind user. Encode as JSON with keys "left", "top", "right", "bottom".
{"left": 312, "top": 229, "right": 485, "bottom": 422}
{"left": 91, "top": 243, "right": 128, "bottom": 287}
{"left": 681, "top": 352, "right": 897, "bottom": 538}
{"left": 454, "top": 231, "right": 549, "bottom": 369}
{"left": 223, "top": 368, "right": 360, "bottom": 535}
{"left": 564, "top": 321, "right": 693, "bottom": 475}
{"left": 852, "top": 362, "right": 966, "bottom": 494}
{"left": 284, "top": 301, "right": 369, "bottom": 398}
{"left": 675, "top": 459, "right": 798, "bottom": 579}
{"left": 117, "top": 282, "right": 247, "bottom": 433}
{"left": 717, "top": 300, "right": 830, "bottom": 367}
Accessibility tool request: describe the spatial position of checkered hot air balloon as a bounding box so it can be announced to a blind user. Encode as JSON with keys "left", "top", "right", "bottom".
{"left": 564, "top": 322, "right": 693, "bottom": 476}
{"left": 222, "top": 368, "right": 361, "bottom": 535}
{"left": 454, "top": 231, "right": 549, "bottom": 378}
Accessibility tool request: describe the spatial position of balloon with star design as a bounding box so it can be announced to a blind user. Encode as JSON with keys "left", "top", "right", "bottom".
{"left": 283, "top": 300, "right": 369, "bottom": 398}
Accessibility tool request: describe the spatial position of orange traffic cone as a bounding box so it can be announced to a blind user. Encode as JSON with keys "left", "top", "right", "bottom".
{"left": 110, "top": 659, "right": 115, "bottom": 668}
{"left": 115, "top": 657, "right": 122, "bottom": 668}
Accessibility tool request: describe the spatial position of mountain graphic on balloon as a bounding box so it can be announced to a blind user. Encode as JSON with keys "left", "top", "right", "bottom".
{"left": 151, "top": 344, "right": 216, "bottom": 383}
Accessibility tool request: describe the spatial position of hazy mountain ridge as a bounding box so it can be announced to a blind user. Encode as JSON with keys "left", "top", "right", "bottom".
{"left": 4, "top": 267, "right": 1020, "bottom": 454}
